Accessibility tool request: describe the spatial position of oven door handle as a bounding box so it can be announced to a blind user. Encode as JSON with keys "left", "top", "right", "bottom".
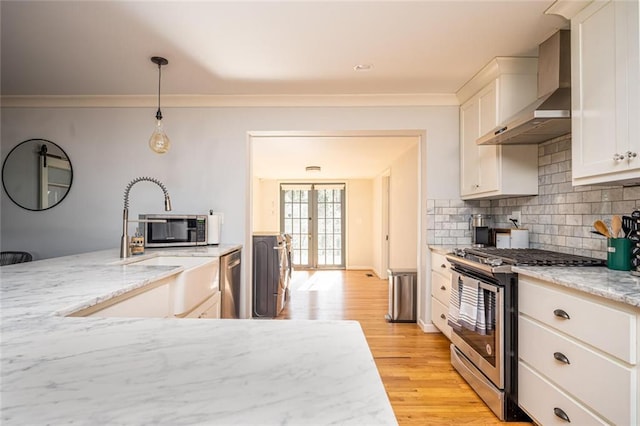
{"left": 452, "top": 270, "right": 500, "bottom": 294}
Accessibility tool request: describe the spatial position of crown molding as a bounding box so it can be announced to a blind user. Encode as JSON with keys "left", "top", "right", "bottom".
{"left": 544, "top": 0, "right": 592, "bottom": 19}
{"left": 456, "top": 56, "right": 538, "bottom": 104}
{"left": 0, "top": 93, "right": 460, "bottom": 108}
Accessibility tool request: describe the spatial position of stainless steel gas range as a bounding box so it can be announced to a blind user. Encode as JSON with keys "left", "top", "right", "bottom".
{"left": 445, "top": 248, "right": 605, "bottom": 422}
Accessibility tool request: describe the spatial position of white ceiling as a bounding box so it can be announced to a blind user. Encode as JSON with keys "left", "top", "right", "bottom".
{"left": 1, "top": 1, "right": 568, "bottom": 97}
{"left": 0, "top": 0, "right": 569, "bottom": 179}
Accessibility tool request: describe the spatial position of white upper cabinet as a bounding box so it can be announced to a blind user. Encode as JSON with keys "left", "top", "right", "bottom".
{"left": 458, "top": 58, "right": 540, "bottom": 199}
{"left": 571, "top": 0, "right": 640, "bottom": 186}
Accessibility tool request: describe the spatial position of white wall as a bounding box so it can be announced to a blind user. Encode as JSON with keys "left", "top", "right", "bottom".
{"left": 388, "top": 144, "right": 418, "bottom": 269}
{"left": 345, "top": 179, "right": 373, "bottom": 269}
{"left": 1, "top": 105, "right": 459, "bottom": 323}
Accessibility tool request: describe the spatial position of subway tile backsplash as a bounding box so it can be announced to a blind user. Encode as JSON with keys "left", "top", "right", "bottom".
{"left": 428, "top": 134, "right": 640, "bottom": 259}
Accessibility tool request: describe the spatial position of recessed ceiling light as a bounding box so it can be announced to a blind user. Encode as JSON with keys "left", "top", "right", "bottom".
{"left": 305, "top": 166, "right": 321, "bottom": 172}
{"left": 353, "top": 64, "right": 373, "bottom": 71}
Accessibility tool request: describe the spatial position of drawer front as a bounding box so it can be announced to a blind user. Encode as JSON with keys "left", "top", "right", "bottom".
{"left": 519, "top": 315, "right": 634, "bottom": 426}
{"left": 431, "top": 271, "right": 451, "bottom": 306}
{"left": 431, "top": 297, "right": 452, "bottom": 340}
{"left": 519, "top": 277, "right": 636, "bottom": 364}
{"left": 431, "top": 252, "right": 451, "bottom": 274}
{"left": 519, "top": 361, "right": 608, "bottom": 426}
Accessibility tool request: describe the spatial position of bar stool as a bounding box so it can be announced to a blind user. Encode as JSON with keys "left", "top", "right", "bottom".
{"left": 0, "top": 251, "right": 33, "bottom": 266}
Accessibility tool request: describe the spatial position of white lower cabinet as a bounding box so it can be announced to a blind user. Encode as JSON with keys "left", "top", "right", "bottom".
{"left": 519, "top": 362, "right": 608, "bottom": 425}
{"left": 518, "top": 276, "right": 638, "bottom": 425}
{"left": 431, "top": 298, "right": 451, "bottom": 340}
{"left": 430, "top": 250, "right": 452, "bottom": 339}
{"left": 182, "top": 291, "right": 221, "bottom": 319}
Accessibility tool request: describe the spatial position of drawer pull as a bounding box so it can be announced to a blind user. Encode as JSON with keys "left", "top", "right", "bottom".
{"left": 553, "top": 352, "right": 571, "bottom": 365}
{"left": 553, "top": 309, "right": 570, "bottom": 320}
{"left": 440, "top": 264, "right": 447, "bottom": 268}
{"left": 553, "top": 407, "right": 571, "bottom": 422}
{"left": 440, "top": 285, "right": 446, "bottom": 291}
{"left": 440, "top": 314, "right": 446, "bottom": 319}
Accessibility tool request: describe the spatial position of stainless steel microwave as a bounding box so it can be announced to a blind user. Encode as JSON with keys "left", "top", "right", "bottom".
{"left": 139, "top": 214, "right": 207, "bottom": 247}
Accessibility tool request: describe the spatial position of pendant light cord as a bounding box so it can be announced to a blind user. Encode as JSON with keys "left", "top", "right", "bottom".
{"left": 156, "top": 62, "right": 163, "bottom": 121}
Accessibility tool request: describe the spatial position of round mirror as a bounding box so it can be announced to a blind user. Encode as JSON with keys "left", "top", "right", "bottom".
{"left": 2, "top": 139, "right": 73, "bottom": 211}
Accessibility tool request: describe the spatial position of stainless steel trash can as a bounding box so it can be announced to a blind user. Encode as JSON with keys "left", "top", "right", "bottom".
{"left": 385, "top": 268, "right": 417, "bottom": 323}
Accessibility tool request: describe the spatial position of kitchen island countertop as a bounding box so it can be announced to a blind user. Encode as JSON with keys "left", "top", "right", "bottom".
{"left": 1, "top": 247, "right": 396, "bottom": 425}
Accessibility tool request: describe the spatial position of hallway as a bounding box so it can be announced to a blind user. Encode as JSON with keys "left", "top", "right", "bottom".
{"left": 277, "top": 270, "right": 531, "bottom": 426}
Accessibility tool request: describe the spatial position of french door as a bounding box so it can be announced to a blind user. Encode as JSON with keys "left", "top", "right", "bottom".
{"left": 281, "top": 183, "right": 345, "bottom": 269}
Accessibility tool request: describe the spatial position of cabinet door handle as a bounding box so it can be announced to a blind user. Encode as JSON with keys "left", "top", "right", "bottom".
{"left": 613, "top": 153, "right": 626, "bottom": 161}
{"left": 553, "top": 309, "right": 570, "bottom": 320}
{"left": 627, "top": 151, "right": 638, "bottom": 160}
{"left": 440, "top": 314, "right": 446, "bottom": 319}
{"left": 553, "top": 352, "right": 571, "bottom": 365}
{"left": 440, "top": 264, "right": 447, "bottom": 268}
{"left": 440, "top": 285, "right": 446, "bottom": 291}
{"left": 553, "top": 407, "right": 571, "bottom": 422}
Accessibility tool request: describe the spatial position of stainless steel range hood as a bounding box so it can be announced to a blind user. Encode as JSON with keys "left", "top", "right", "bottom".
{"left": 477, "top": 30, "right": 571, "bottom": 145}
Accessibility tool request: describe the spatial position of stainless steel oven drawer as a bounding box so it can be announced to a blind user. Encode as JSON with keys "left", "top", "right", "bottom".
{"left": 450, "top": 344, "right": 504, "bottom": 421}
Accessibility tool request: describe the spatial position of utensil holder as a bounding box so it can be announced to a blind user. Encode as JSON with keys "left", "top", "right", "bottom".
{"left": 632, "top": 213, "right": 640, "bottom": 276}
{"left": 607, "top": 238, "right": 631, "bottom": 271}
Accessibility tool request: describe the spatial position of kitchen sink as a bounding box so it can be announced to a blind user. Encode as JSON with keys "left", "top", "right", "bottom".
{"left": 124, "top": 255, "right": 219, "bottom": 317}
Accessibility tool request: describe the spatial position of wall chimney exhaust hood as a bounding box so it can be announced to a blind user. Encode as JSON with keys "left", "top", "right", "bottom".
{"left": 477, "top": 30, "right": 571, "bottom": 145}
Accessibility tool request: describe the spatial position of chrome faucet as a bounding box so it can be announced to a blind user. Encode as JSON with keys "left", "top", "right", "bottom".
{"left": 120, "top": 176, "right": 172, "bottom": 258}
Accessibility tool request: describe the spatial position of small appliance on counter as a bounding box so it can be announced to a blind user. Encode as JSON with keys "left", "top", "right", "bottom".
{"left": 470, "top": 214, "right": 492, "bottom": 247}
{"left": 493, "top": 228, "right": 529, "bottom": 249}
{"left": 495, "top": 231, "right": 511, "bottom": 248}
{"left": 510, "top": 229, "right": 529, "bottom": 249}
{"left": 139, "top": 214, "right": 208, "bottom": 247}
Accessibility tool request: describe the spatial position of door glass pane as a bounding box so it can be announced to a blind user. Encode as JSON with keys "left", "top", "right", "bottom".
{"left": 281, "top": 188, "right": 311, "bottom": 268}
{"left": 316, "top": 187, "right": 344, "bottom": 267}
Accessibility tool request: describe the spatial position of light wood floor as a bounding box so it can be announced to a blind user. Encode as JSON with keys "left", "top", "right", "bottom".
{"left": 277, "top": 269, "right": 532, "bottom": 426}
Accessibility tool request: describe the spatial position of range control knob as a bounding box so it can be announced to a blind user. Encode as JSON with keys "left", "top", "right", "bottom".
{"left": 485, "top": 257, "right": 503, "bottom": 267}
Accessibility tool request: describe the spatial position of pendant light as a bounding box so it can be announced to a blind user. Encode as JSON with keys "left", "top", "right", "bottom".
{"left": 148, "top": 56, "right": 170, "bottom": 154}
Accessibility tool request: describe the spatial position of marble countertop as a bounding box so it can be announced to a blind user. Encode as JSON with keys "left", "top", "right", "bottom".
{"left": 514, "top": 266, "right": 640, "bottom": 308}
{"left": 1, "top": 246, "right": 396, "bottom": 425}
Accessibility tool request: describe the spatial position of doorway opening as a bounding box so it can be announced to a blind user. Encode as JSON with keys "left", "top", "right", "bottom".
{"left": 248, "top": 130, "right": 425, "bottom": 325}
{"left": 281, "top": 183, "right": 345, "bottom": 269}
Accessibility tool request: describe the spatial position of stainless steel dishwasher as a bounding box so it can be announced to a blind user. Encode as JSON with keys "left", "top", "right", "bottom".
{"left": 220, "top": 249, "right": 242, "bottom": 318}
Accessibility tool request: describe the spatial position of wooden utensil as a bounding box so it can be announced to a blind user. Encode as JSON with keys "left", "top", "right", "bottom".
{"left": 593, "top": 220, "right": 611, "bottom": 238}
{"left": 611, "top": 215, "right": 622, "bottom": 238}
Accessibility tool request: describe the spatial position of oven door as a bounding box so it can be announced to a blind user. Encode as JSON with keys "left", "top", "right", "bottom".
{"left": 449, "top": 269, "right": 504, "bottom": 389}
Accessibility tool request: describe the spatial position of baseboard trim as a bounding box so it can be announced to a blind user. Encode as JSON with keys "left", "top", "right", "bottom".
{"left": 418, "top": 319, "right": 441, "bottom": 334}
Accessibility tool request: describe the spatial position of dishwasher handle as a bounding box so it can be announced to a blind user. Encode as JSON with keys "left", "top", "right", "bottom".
{"left": 227, "top": 258, "right": 241, "bottom": 268}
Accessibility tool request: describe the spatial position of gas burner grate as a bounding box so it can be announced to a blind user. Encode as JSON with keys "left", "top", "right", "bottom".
{"left": 463, "top": 248, "right": 606, "bottom": 267}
